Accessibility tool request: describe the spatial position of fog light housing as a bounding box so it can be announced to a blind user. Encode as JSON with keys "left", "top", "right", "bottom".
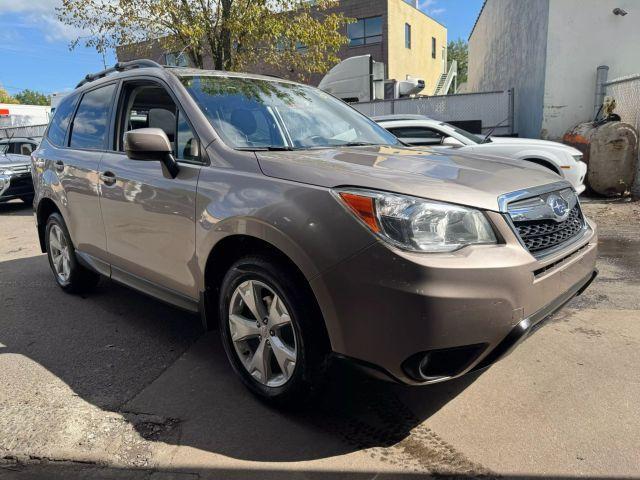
{"left": 402, "top": 343, "right": 488, "bottom": 382}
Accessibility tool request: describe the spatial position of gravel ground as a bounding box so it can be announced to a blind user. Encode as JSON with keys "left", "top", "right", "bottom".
{"left": 1, "top": 197, "right": 639, "bottom": 479}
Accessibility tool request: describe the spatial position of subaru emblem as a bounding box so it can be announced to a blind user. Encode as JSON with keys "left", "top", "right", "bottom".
{"left": 547, "top": 194, "right": 569, "bottom": 221}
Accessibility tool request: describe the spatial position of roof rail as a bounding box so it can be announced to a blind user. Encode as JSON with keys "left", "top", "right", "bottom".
{"left": 76, "top": 59, "right": 163, "bottom": 88}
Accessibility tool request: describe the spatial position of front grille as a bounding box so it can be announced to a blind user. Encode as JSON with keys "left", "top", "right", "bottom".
{"left": 513, "top": 204, "right": 584, "bottom": 254}
{"left": 8, "top": 164, "right": 30, "bottom": 174}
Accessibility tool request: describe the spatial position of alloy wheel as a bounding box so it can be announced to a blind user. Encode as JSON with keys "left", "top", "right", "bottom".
{"left": 49, "top": 224, "right": 71, "bottom": 283}
{"left": 228, "top": 280, "right": 298, "bottom": 387}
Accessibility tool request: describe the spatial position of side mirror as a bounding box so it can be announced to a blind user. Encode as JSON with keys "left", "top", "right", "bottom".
{"left": 442, "top": 136, "right": 464, "bottom": 147}
{"left": 124, "top": 128, "right": 179, "bottom": 178}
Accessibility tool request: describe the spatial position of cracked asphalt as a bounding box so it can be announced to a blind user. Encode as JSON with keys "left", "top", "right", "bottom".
{"left": 1, "top": 198, "right": 639, "bottom": 479}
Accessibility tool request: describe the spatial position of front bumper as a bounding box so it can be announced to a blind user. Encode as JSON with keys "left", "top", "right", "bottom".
{"left": 311, "top": 212, "right": 598, "bottom": 385}
{"left": 0, "top": 172, "right": 34, "bottom": 201}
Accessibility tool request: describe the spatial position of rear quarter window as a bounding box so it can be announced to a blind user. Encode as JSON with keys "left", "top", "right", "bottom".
{"left": 46, "top": 94, "right": 79, "bottom": 147}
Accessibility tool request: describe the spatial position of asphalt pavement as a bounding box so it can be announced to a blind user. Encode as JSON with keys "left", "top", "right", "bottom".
{"left": 1, "top": 198, "right": 639, "bottom": 479}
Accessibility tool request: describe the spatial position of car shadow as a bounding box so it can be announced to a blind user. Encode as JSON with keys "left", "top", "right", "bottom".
{"left": 0, "top": 253, "right": 482, "bottom": 467}
{"left": 0, "top": 200, "right": 32, "bottom": 216}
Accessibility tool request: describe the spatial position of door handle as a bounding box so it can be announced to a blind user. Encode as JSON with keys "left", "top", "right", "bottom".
{"left": 54, "top": 160, "right": 65, "bottom": 172}
{"left": 100, "top": 171, "right": 117, "bottom": 186}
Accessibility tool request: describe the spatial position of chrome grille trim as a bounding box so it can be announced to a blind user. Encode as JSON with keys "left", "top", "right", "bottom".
{"left": 6, "top": 164, "right": 30, "bottom": 174}
{"left": 498, "top": 183, "right": 589, "bottom": 258}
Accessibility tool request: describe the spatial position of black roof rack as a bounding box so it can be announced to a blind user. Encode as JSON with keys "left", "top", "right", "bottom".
{"left": 75, "top": 59, "right": 163, "bottom": 88}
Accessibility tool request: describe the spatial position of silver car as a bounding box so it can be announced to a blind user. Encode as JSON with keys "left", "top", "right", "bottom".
{"left": 31, "top": 60, "right": 597, "bottom": 404}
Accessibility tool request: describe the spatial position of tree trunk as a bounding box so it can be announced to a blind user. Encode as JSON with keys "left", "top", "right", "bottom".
{"left": 218, "top": 0, "right": 233, "bottom": 70}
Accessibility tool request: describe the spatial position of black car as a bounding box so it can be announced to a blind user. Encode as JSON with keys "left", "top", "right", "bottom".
{"left": 0, "top": 150, "right": 34, "bottom": 204}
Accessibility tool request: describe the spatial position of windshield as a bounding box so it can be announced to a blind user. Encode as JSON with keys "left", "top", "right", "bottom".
{"left": 180, "top": 76, "right": 399, "bottom": 150}
{"left": 438, "top": 122, "right": 486, "bottom": 144}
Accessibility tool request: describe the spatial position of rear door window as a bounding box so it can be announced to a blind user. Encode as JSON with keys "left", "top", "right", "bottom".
{"left": 47, "top": 94, "right": 79, "bottom": 147}
{"left": 388, "top": 126, "right": 444, "bottom": 145}
{"left": 69, "top": 84, "right": 116, "bottom": 150}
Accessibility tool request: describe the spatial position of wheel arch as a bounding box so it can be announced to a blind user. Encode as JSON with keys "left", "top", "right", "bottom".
{"left": 200, "top": 234, "right": 331, "bottom": 351}
{"left": 521, "top": 157, "right": 561, "bottom": 175}
{"left": 35, "top": 197, "right": 63, "bottom": 253}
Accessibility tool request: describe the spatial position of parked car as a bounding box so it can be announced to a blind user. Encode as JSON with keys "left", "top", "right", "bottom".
{"left": 0, "top": 148, "right": 35, "bottom": 204}
{"left": 0, "top": 136, "right": 39, "bottom": 156}
{"left": 373, "top": 115, "right": 588, "bottom": 194}
{"left": 31, "top": 61, "right": 597, "bottom": 404}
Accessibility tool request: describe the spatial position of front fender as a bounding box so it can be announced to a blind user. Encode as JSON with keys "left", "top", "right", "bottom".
{"left": 193, "top": 168, "right": 377, "bottom": 349}
{"left": 194, "top": 169, "right": 376, "bottom": 289}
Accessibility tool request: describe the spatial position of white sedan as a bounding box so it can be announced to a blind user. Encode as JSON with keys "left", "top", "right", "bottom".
{"left": 374, "top": 115, "right": 587, "bottom": 194}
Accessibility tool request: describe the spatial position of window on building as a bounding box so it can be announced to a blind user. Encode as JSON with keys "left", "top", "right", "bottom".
{"left": 432, "top": 37, "right": 436, "bottom": 59}
{"left": 405, "top": 23, "right": 411, "bottom": 49}
{"left": 165, "top": 52, "right": 189, "bottom": 67}
{"left": 347, "top": 16, "right": 382, "bottom": 46}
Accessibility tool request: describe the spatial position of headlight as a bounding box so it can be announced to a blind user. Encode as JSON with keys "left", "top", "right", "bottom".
{"left": 336, "top": 189, "right": 497, "bottom": 252}
{"left": 572, "top": 154, "right": 583, "bottom": 162}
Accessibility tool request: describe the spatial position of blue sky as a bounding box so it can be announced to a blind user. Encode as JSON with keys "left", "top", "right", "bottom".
{"left": 0, "top": 0, "right": 483, "bottom": 97}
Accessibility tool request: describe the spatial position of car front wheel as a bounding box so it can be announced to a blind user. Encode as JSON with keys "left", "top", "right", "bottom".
{"left": 218, "top": 255, "right": 329, "bottom": 405}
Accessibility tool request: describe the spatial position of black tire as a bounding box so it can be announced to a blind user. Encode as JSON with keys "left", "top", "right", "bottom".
{"left": 20, "top": 195, "right": 34, "bottom": 205}
{"left": 45, "top": 213, "right": 100, "bottom": 293}
{"left": 218, "top": 255, "right": 330, "bottom": 406}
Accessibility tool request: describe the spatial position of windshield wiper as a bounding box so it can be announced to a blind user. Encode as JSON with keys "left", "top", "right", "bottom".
{"left": 335, "top": 142, "right": 381, "bottom": 147}
{"left": 235, "top": 146, "right": 295, "bottom": 151}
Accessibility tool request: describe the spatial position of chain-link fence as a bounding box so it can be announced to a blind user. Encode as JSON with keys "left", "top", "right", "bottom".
{"left": 0, "top": 124, "right": 47, "bottom": 139}
{"left": 351, "top": 90, "right": 514, "bottom": 136}
{"left": 605, "top": 74, "right": 640, "bottom": 133}
{"left": 605, "top": 74, "right": 640, "bottom": 193}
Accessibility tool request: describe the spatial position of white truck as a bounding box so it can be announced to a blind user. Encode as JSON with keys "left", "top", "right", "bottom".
{"left": 318, "top": 55, "right": 425, "bottom": 103}
{"left": 0, "top": 104, "right": 52, "bottom": 129}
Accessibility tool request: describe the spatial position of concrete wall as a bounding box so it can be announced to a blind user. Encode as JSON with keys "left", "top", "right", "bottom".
{"left": 386, "top": 0, "right": 447, "bottom": 94}
{"left": 542, "top": 0, "right": 640, "bottom": 139}
{"left": 467, "top": 0, "right": 549, "bottom": 138}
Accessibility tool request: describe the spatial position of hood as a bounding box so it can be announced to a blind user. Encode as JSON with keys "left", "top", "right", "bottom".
{"left": 0, "top": 153, "right": 30, "bottom": 167}
{"left": 256, "top": 145, "right": 565, "bottom": 212}
{"left": 489, "top": 136, "right": 581, "bottom": 154}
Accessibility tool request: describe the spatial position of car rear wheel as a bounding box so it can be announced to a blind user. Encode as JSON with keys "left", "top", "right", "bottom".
{"left": 218, "top": 255, "right": 329, "bottom": 406}
{"left": 45, "top": 213, "right": 100, "bottom": 293}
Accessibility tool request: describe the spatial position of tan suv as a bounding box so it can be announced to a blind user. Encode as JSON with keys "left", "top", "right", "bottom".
{"left": 32, "top": 60, "right": 597, "bottom": 404}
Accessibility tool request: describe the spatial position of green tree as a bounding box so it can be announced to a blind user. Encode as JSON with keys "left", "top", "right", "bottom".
{"left": 447, "top": 38, "right": 468, "bottom": 84}
{"left": 0, "top": 85, "right": 19, "bottom": 104}
{"left": 14, "top": 89, "right": 50, "bottom": 106}
{"left": 57, "top": 0, "right": 352, "bottom": 81}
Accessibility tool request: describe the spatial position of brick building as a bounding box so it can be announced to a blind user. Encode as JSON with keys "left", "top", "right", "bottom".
{"left": 117, "top": 0, "right": 447, "bottom": 91}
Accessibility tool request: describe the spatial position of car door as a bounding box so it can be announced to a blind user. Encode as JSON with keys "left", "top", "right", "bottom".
{"left": 98, "top": 78, "right": 202, "bottom": 302}
{"left": 36, "top": 84, "right": 115, "bottom": 268}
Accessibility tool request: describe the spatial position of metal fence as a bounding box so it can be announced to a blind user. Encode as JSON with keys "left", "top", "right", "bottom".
{"left": 0, "top": 124, "right": 47, "bottom": 139}
{"left": 605, "top": 74, "right": 640, "bottom": 133}
{"left": 351, "top": 89, "right": 515, "bottom": 136}
{"left": 605, "top": 74, "right": 640, "bottom": 193}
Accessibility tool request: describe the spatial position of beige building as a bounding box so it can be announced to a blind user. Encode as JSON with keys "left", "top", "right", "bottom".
{"left": 117, "top": 0, "right": 447, "bottom": 92}
{"left": 385, "top": 0, "right": 447, "bottom": 93}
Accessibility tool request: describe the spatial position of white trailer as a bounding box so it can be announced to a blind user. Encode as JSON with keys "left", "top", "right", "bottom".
{"left": 0, "top": 104, "right": 52, "bottom": 129}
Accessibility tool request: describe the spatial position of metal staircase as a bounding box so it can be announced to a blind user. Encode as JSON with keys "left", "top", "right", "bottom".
{"left": 433, "top": 60, "right": 457, "bottom": 96}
